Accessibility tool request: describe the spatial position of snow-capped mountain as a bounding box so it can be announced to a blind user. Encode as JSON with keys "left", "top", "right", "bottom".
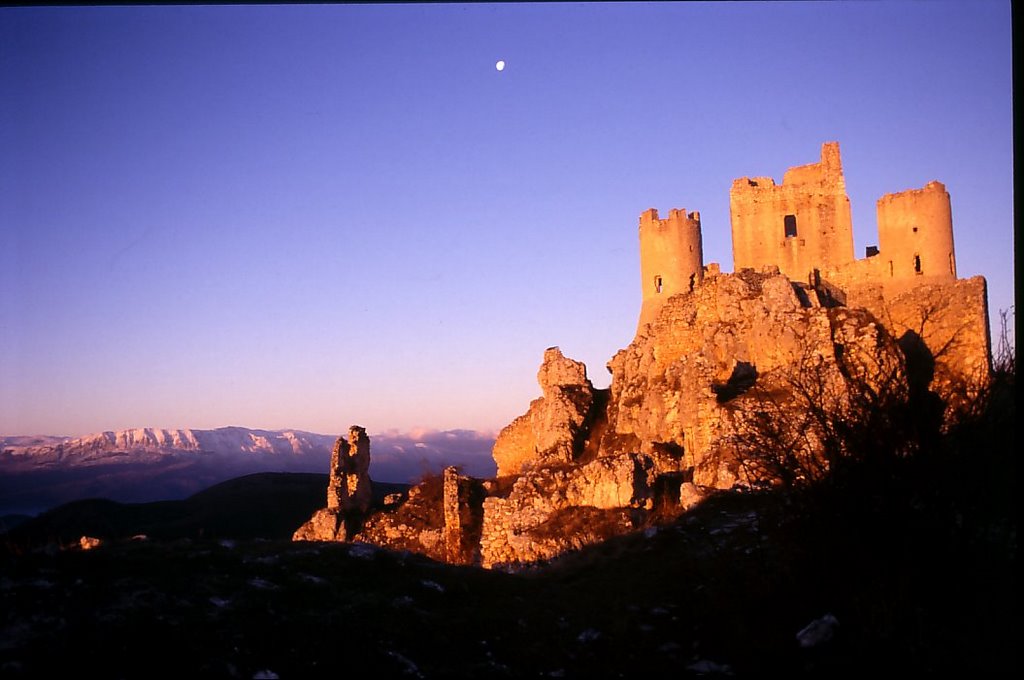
{"left": 0, "top": 427, "right": 497, "bottom": 515}
{"left": 0, "top": 427, "right": 336, "bottom": 470}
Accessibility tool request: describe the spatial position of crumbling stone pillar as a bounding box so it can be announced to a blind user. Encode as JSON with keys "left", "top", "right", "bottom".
{"left": 327, "top": 426, "right": 372, "bottom": 513}
{"left": 342, "top": 426, "right": 372, "bottom": 513}
{"left": 442, "top": 466, "right": 463, "bottom": 563}
{"left": 293, "top": 425, "right": 373, "bottom": 542}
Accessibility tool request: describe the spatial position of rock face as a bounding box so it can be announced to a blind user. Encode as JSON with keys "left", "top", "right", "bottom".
{"left": 293, "top": 426, "right": 372, "bottom": 542}
{"left": 479, "top": 450, "right": 681, "bottom": 568}
{"left": 478, "top": 267, "right": 915, "bottom": 567}
{"left": 848, "top": 276, "right": 991, "bottom": 416}
{"left": 491, "top": 347, "right": 597, "bottom": 477}
{"left": 356, "top": 474, "right": 451, "bottom": 563}
{"left": 600, "top": 268, "right": 908, "bottom": 488}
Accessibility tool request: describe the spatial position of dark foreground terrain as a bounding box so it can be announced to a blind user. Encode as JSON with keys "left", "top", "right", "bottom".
{"left": 1, "top": 355, "right": 1017, "bottom": 677}
{"left": 0, "top": 478, "right": 1015, "bottom": 677}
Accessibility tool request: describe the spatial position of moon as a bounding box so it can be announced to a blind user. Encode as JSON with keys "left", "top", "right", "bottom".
{"left": 495, "top": 60, "right": 505, "bottom": 71}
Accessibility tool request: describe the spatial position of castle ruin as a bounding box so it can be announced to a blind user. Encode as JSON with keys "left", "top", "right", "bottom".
{"left": 638, "top": 142, "right": 964, "bottom": 334}
{"left": 298, "top": 142, "right": 992, "bottom": 570}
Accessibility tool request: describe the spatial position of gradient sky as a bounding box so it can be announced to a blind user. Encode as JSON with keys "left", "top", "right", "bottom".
{"left": 0, "top": 2, "right": 1013, "bottom": 438}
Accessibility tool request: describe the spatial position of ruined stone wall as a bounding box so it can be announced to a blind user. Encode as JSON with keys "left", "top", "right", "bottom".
{"left": 819, "top": 255, "right": 886, "bottom": 299}
{"left": 637, "top": 208, "right": 704, "bottom": 332}
{"left": 729, "top": 142, "right": 855, "bottom": 282}
{"left": 442, "top": 466, "right": 462, "bottom": 562}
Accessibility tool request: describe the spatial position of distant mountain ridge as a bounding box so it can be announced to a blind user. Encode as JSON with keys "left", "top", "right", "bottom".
{"left": 0, "top": 426, "right": 496, "bottom": 516}
{"left": 1, "top": 427, "right": 337, "bottom": 469}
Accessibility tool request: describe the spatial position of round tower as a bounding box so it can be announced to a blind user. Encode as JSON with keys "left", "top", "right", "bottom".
{"left": 876, "top": 181, "right": 956, "bottom": 290}
{"left": 637, "top": 208, "right": 704, "bottom": 332}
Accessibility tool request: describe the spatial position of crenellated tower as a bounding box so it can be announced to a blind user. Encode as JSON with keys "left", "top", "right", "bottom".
{"left": 637, "top": 207, "right": 704, "bottom": 332}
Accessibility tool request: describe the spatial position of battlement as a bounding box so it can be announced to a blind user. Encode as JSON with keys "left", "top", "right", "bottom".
{"left": 639, "top": 208, "right": 702, "bottom": 233}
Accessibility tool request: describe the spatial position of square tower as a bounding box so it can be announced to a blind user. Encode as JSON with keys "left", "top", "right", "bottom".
{"left": 729, "top": 142, "right": 855, "bottom": 281}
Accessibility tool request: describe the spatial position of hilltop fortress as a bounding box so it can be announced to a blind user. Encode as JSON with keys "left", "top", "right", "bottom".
{"left": 640, "top": 142, "right": 964, "bottom": 332}
{"left": 297, "top": 142, "right": 992, "bottom": 569}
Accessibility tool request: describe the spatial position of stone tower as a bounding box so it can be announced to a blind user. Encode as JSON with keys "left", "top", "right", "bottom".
{"left": 876, "top": 181, "right": 957, "bottom": 289}
{"left": 637, "top": 208, "right": 704, "bottom": 332}
{"left": 729, "top": 141, "right": 855, "bottom": 282}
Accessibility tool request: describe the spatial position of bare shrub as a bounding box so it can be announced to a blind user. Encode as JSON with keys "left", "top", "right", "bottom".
{"left": 993, "top": 306, "right": 1015, "bottom": 378}
{"left": 730, "top": 332, "right": 919, "bottom": 494}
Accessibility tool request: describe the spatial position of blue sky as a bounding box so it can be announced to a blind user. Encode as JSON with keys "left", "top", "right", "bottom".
{"left": 0, "top": 2, "right": 1013, "bottom": 437}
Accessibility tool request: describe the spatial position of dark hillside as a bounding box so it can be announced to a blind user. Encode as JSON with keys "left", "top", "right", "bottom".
{"left": 3, "top": 473, "right": 409, "bottom": 548}
{"left": 0, "top": 482, "right": 1013, "bottom": 678}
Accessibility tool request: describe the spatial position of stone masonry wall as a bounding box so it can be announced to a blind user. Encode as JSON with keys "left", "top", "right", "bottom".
{"left": 729, "top": 142, "right": 855, "bottom": 281}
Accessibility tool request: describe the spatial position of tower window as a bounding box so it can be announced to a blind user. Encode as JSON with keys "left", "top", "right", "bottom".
{"left": 654, "top": 276, "right": 663, "bottom": 293}
{"left": 784, "top": 214, "right": 797, "bottom": 238}
{"left": 914, "top": 254, "right": 922, "bottom": 274}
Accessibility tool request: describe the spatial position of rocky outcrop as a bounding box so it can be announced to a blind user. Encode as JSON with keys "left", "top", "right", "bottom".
{"left": 357, "top": 475, "right": 449, "bottom": 562}
{"left": 878, "top": 277, "right": 991, "bottom": 418}
{"left": 292, "top": 508, "right": 347, "bottom": 542}
{"left": 478, "top": 270, "right": 913, "bottom": 565}
{"left": 293, "top": 426, "right": 372, "bottom": 542}
{"left": 293, "top": 269, "right": 988, "bottom": 569}
{"left": 600, "top": 268, "right": 908, "bottom": 487}
{"left": 78, "top": 536, "right": 102, "bottom": 551}
{"left": 479, "top": 450, "right": 681, "bottom": 568}
{"left": 491, "top": 347, "right": 597, "bottom": 477}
